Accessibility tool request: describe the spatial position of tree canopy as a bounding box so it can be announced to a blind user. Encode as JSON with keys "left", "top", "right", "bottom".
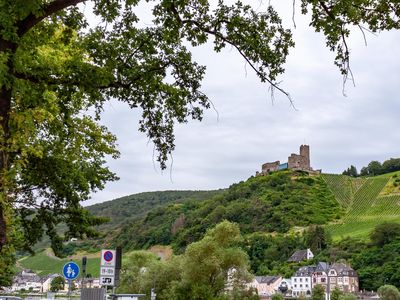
{"left": 1, "top": 0, "right": 400, "bottom": 286}
{"left": 378, "top": 285, "right": 400, "bottom": 300}
{"left": 118, "top": 221, "right": 254, "bottom": 300}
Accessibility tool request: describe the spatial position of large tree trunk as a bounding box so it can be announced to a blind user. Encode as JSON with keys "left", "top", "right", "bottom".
{"left": 0, "top": 45, "right": 13, "bottom": 250}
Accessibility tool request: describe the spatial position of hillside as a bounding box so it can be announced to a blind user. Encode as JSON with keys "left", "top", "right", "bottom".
{"left": 19, "top": 249, "right": 101, "bottom": 277}
{"left": 86, "top": 190, "right": 222, "bottom": 231}
{"left": 322, "top": 171, "right": 400, "bottom": 240}
{"left": 112, "top": 170, "right": 342, "bottom": 252}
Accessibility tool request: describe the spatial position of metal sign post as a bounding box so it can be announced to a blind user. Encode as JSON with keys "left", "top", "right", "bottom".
{"left": 100, "top": 249, "right": 116, "bottom": 287}
{"left": 62, "top": 261, "right": 80, "bottom": 300}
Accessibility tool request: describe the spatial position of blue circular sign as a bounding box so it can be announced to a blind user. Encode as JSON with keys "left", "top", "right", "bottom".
{"left": 62, "top": 262, "right": 80, "bottom": 280}
{"left": 104, "top": 250, "right": 113, "bottom": 262}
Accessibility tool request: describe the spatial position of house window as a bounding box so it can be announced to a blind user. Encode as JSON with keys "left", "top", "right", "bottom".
{"left": 330, "top": 271, "right": 335, "bottom": 275}
{"left": 300, "top": 284, "right": 303, "bottom": 288}
{"left": 294, "top": 278, "right": 297, "bottom": 282}
{"left": 321, "top": 278, "right": 326, "bottom": 283}
{"left": 338, "top": 278, "right": 343, "bottom": 283}
{"left": 306, "top": 284, "right": 308, "bottom": 288}
{"left": 300, "top": 278, "right": 303, "bottom": 282}
{"left": 294, "top": 284, "right": 297, "bottom": 288}
{"left": 305, "top": 278, "right": 308, "bottom": 282}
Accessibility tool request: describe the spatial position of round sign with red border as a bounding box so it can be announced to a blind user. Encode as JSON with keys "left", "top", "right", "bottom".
{"left": 103, "top": 250, "right": 114, "bottom": 262}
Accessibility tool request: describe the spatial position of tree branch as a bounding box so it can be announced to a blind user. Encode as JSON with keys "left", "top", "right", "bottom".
{"left": 17, "top": 0, "right": 86, "bottom": 37}
{"left": 169, "top": 3, "right": 293, "bottom": 104}
{"left": 318, "top": 1, "right": 336, "bottom": 20}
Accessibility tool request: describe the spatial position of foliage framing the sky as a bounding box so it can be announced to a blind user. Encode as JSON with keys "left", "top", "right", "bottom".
{"left": 0, "top": 0, "right": 294, "bottom": 284}
{"left": 1, "top": 0, "right": 400, "bottom": 286}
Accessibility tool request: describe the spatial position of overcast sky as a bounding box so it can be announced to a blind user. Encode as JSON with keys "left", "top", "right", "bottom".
{"left": 84, "top": 1, "right": 400, "bottom": 205}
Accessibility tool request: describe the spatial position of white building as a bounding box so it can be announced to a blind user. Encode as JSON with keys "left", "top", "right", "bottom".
{"left": 291, "top": 266, "right": 314, "bottom": 297}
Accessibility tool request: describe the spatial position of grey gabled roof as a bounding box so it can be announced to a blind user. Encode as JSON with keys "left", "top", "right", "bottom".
{"left": 294, "top": 266, "right": 316, "bottom": 276}
{"left": 288, "top": 250, "right": 308, "bottom": 262}
{"left": 255, "top": 276, "right": 281, "bottom": 285}
{"left": 315, "top": 262, "right": 329, "bottom": 272}
{"left": 330, "top": 263, "right": 358, "bottom": 277}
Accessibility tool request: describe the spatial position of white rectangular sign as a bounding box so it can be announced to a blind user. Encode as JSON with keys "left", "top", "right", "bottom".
{"left": 100, "top": 249, "right": 116, "bottom": 287}
{"left": 100, "top": 267, "right": 115, "bottom": 276}
{"left": 100, "top": 276, "right": 115, "bottom": 286}
{"left": 101, "top": 249, "right": 116, "bottom": 267}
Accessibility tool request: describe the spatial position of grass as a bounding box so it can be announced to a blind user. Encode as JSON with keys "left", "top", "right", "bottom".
{"left": 322, "top": 172, "right": 400, "bottom": 241}
{"left": 19, "top": 249, "right": 101, "bottom": 277}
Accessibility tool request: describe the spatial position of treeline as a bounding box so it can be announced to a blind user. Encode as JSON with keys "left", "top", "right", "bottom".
{"left": 342, "top": 158, "right": 400, "bottom": 177}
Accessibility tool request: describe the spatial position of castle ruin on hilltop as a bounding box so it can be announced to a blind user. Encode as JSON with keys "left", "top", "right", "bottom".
{"left": 258, "top": 145, "right": 319, "bottom": 175}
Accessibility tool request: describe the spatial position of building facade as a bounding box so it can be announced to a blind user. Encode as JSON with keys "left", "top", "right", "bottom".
{"left": 290, "top": 262, "right": 359, "bottom": 299}
{"left": 291, "top": 266, "right": 314, "bottom": 297}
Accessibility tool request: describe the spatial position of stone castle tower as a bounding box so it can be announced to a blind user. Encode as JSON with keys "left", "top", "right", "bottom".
{"left": 260, "top": 145, "right": 312, "bottom": 174}
{"left": 288, "top": 144, "right": 311, "bottom": 171}
{"left": 300, "top": 144, "right": 310, "bottom": 169}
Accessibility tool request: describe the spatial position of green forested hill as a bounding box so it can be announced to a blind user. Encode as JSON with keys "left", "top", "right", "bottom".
{"left": 112, "top": 170, "right": 342, "bottom": 252}
{"left": 20, "top": 170, "right": 400, "bottom": 286}
{"left": 86, "top": 190, "right": 223, "bottom": 232}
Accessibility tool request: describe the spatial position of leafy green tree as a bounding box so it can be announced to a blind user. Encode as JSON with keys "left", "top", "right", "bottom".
{"left": 298, "top": 295, "right": 307, "bottom": 300}
{"left": 272, "top": 293, "right": 284, "bottom": 300}
{"left": 119, "top": 221, "right": 252, "bottom": 300}
{"left": 342, "top": 165, "right": 358, "bottom": 177}
{"left": 50, "top": 276, "right": 65, "bottom": 292}
{"left": 370, "top": 222, "right": 400, "bottom": 247}
{"left": 338, "top": 294, "right": 357, "bottom": 300}
{"left": 367, "top": 161, "right": 383, "bottom": 176}
{"left": 312, "top": 284, "right": 325, "bottom": 300}
{"left": 331, "top": 287, "right": 343, "bottom": 300}
{"left": 117, "top": 250, "right": 171, "bottom": 296}
{"left": 304, "top": 225, "right": 331, "bottom": 252}
{"left": 0, "top": 0, "right": 294, "bottom": 285}
{"left": 382, "top": 159, "right": 400, "bottom": 174}
{"left": 176, "top": 221, "right": 252, "bottom": 299}
{"left": 1, "top": 0, "right": 400, "bottom": 285}
{"left": 378, "top": 285, "right": 400, "bottom": 300}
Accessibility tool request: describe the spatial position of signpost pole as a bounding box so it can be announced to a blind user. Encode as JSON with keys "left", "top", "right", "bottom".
{"left": 68, "top": 279, "right": 71, "bottom": 300}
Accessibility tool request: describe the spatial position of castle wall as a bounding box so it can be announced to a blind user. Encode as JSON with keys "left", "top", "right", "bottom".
{"left": 262, "top": 161, "right": 280, "bottom": 173}
{"left": 288, "top": 154, "right": 309, "bottom": 170}
{"left": 259, "top": 145, "right": 312, "bottom": 175}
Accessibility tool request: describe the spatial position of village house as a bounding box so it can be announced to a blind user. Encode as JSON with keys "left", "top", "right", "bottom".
{"left": 291, "top": 266, "right": 314, "bottom": 297}
{"left": 290, "top": 262, "right": 359, "bottom": 299}
{"left": 327, "top": 263, "right": 359, "bottom": 294}
{"left": 11, "top": 270, "right": 43, "bottom": 293}
{"left": 9, "top": 270, "right": 67, "bottom": 293}
{"left": 288, "top": 249, "right": 314, "bottom": 263}
{"left": 248, "top": 276, "right": 282, "bottom": 298}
